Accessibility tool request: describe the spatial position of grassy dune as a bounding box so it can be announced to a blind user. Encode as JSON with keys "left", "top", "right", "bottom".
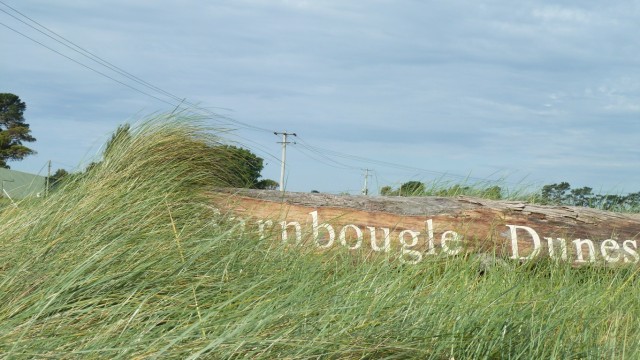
{"left": 1, "top": 115, "right": 640, "bottom": 358}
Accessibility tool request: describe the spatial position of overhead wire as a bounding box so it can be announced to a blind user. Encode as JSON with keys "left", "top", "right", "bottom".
{"left": 0, "top": 1, "right": 273, "bottom": 134}
{"left": 294, "top": 137, "right": 507, "bottom": 184}
{"left": 291, "top": 143, "right": 359, "bottom": 171}
{"left": 373, "top": 171, "right": 380, "bottom": 194}
{"left": 0, "top": 4, "right": 183, "bottom": 103}
{"left": 1, "top": 3, "right": 513, "bottom": 189}
{"left": 0, "top": 21, "right": 182, "bottom": 108}
{"left": 1, "top": 3, "right": 281, "bottom": 165}
{"left": 293, "top": 138, "right": 362, "bottom": 171}
{"left": 0, "top": 6, "right": 271, "bottom": 173}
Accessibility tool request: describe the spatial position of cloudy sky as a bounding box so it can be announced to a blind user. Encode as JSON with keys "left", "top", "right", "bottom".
{"left": 2, "top": 0, "right": 639, "bottom": 194}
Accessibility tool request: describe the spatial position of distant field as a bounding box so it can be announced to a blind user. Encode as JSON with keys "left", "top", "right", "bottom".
{"left": 1, "top": 115, "right": 639, "bottom": 359}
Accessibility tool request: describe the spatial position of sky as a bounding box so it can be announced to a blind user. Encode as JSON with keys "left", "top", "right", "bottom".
{"left": 2, "top": 0, "right": 639, "bottom": 195}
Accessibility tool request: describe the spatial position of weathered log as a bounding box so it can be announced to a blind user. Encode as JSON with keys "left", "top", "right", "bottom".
{"left": 209, "top": 189, "right": 640, "bottom": 265}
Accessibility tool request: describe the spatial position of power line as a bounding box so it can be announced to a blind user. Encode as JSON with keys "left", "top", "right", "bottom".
{"left": 0, "top": 3, "right": 521, "bottom": 189}
{"left": 295, "top": 136, "right": 495, "bottom": 183}
{"left": 0, "top": 5, "right": 282, "bottom": 171}
{"left": 0, "top": 21, "right": 180, "bottom": 108}
{"left": 295, "top": 142, "right": 360, "bottom": 171}
{"left": 0, "top": 4, "right": 182, "bottom": 103}
{"left": 291, "top": 144, "right": 359, "bottom": 171}
{"left": 293, "top": 135, "right": 517, "bottom": 190}
{"left": 373, "top": 171, "right": 380, "bottom": 195}
{"left": 0, "top": 2, "right": 274, "bottom": 134}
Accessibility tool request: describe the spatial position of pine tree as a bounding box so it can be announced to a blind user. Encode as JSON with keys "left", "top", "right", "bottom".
{"left": 0, "top": 93, "right": 36, "bottom": 168}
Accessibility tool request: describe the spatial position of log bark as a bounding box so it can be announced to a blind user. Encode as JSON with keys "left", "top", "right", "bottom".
{"left": 209, "top": 189, "right": 640, "bottom": 265}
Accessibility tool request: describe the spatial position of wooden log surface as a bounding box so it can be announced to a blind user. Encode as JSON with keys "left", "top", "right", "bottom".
{"left": 209, "top": 189, "right": 640, "bottom": 265}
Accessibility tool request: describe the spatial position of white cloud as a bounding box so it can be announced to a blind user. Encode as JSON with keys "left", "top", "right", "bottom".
{"left": 3, "top": 0, "right": 640, "bottom": 192}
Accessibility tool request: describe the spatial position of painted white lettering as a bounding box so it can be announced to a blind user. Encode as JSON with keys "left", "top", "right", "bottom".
{"left": 600, "top": 239, "right": 621, "bottom": 263}
{"left": 623, "top": 240, "right": 640, "bottom": 263}
{"left": 507, "top": 225, "right": 541, "bottom": 260}
{"left": 426, "top": 219, "right": 436, "bottom": 255}
{"left": 545, "top": 237, "right": 568, "bottom": 261}
{"left": 573, "top": 239, "right": 596, "bottom": 263}
{"left": 310, "top": 211, "right": 335, "bottom": 248}
{"left": 441, "top": 230, "right": 462, "bottom": 256}
{"left": 281, "top": 221, "right": 302, "bottom": 244}
{"left": 250, "top": 212, "right": 640, "bottom": 267}
{"left": 399, "top": 229, "right": 422, "bottom": 264}
{"left": 339, "top": 224, "right": 363, "bottom": 250}
{"left": 367, "top": 226, "right": 390, "bottom": 252}
{"left": 257, "top": 219, "right": 274, "bottom": 240}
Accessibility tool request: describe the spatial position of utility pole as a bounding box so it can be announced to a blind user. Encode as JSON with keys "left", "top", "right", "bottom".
{"left": 362, "top": 169, "right": 372, "bottom": 196}
{"left": 45, "top": 160, "right": 51, "bottom": 197}
{"left": 274, "top": 131, "right": 296, "bottom": 192}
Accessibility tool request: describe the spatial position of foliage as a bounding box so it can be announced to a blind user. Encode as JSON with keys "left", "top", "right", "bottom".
{"left": 48, "top": 168, "right": 69, "bottom": 190}
{"left": 431, "top": 184, "right": 503, "bottom": 199}
{"left": 380, "top": 181, "right": 426, "bottom": 196}
{"left": 382, "top": 181, "right": 503, "bottom": 200}
{"left": 82, "top": 124, "right": 278, "bottom": 191}
{"left": 539, "top": 181, "right": 572, "bottom": 205}
{"left": 103, "top": 123, "right": 131, "bottom": 158}
{"left": 57, "top": 124, "right": 278, "bottom": 190}
{"left": 380, "top": 179, "right": 640, "bottom": 212}
{"left": 1, "top": 116, "right": 640, "bottom": 358}
{"left": 255, "top": 178, "right": 279, "bottom": 190}
{"left": 399, "top": 180, "right": 425, "bottom": 195}
{"left": 216, "top": 145, "right": 277, "bottom": 189}
{"left": 478, "top": 185, "right": 502, "bottom": 200}
{"left": 538, "top": 182, "right": 640, "bottom": 211}
{"left": 0, "top": 93, "right": 36, "bottom": 168}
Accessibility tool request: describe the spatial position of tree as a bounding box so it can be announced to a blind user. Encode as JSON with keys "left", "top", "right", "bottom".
{"left": 540, "top": 182, "right": 571, "bottom": 205}
{"left": 480, "top": 185, "right": 502, "bottom": 200}
{"left": 256, "top": 179, "right": 279, "bottom": 190}
{"left": 399, "top": 181, "right": 425, "bottom": 196}
{"left": 213, "top": 145, "right": 277, "bottom": 189}
{"left": 569, "top": 186, "right": 593, "bottom": 207}
{"left": 435, "top": 184, "right": 470, "bottom": 197}
{"left": 227, "top": 145, "right": 264, "bottom": 187}
{"left": 380, "top": 186, "right": 394, "bottom": 196}
{"left": 538, "top": 182, "right": 615, "bottom": 208}
{"left": 0, "top": 93, "right": 36, "bottom": 168}
{"left": 48, "top": 168, "right": 69, "bottom": 190}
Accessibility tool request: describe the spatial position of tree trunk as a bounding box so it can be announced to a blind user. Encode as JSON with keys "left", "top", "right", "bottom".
{"left": 210, "top": 189, "right": 640, "bottom": 265}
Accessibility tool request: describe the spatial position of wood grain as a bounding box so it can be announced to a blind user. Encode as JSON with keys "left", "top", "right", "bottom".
{"left": 209, "top": 189, "right": 640, "bottom": 264}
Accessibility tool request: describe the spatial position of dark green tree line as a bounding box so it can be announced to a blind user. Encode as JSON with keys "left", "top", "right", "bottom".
{"left": 380, "top": 179, "right": 640, "bottom": 212}
{"left": 538, "top": 182, "right": 640, "bottom": 211}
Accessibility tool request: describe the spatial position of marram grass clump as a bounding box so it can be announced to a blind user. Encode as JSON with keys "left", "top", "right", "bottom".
{"left": 1, "top": 114, "right": 640, "bottom": 359}
{"left": 0, "top": 114, "right": 238, "bottom": 356}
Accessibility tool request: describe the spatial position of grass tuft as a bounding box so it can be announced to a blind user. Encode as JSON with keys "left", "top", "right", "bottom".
{"left": 1, "top": 114, "right": 639, "bottom": 358}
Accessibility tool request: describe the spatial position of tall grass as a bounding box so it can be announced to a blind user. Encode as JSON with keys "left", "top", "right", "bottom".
{"left": 383, "top": 176, "right": 540, "bottom": 202}
{"left": 1, "top": 114, "right": 640, "bottom": 358}
{"left": 386, "top": 177, "right": 640, "bottom": 214}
